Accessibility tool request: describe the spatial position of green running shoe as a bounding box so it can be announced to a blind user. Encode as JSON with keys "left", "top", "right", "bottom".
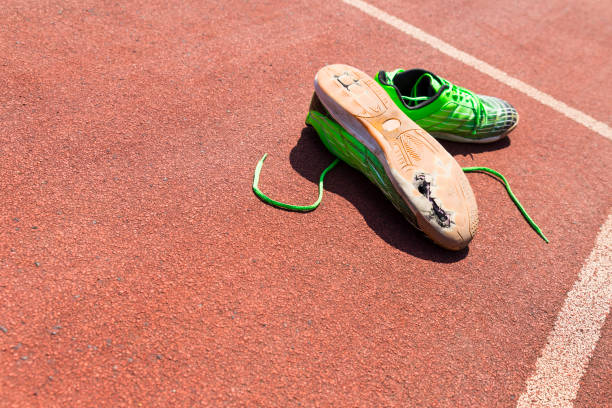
{"left": 310, "top": 64, "right": 478, "bottom": 250}
{"left": 375, "top": 69, "right": 519, "bottom": 143}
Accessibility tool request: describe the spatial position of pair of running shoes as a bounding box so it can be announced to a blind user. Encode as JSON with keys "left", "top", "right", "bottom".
{"left": 254, "top": 64, "right": 545, "bottom": 250}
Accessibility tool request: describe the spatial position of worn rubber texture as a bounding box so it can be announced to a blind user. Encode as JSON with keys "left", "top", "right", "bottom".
{"left": 314, "top": 64, "right": 478, "bottom": 250}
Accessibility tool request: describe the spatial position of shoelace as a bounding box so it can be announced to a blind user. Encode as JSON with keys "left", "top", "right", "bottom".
{"left": 252, "top": 154, "right": 548, "bottom": 243}
{"left": 400, "top": 73, "right": 485, "bottom": 136}
{"left": 462, "top": 166, "right": 548, "bottom": 242}
{"left": 253, "top": 153, "right": 340, "bottom": 211}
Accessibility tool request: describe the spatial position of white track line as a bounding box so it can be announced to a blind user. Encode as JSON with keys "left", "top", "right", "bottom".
{"left": 342, "top": 0, "right": 612, "bottom": 141}
{"left": 341, "top": 1, "right": 612, "bottom": 406}
{"left": 517, "top": 211, "right": 612, "bottom": 407}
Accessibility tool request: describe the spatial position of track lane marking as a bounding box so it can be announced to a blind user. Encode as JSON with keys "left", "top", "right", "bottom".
{"left": 517, "top": 212, "right": 612, "bottom": 407}
{"left": 342, "top": 0, "right": 612, "bottom": 141}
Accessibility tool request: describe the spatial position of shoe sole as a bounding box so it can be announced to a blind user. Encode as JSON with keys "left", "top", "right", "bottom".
{"left": 314, "top": 64, "right": 478, "bottom": 250}
{"left": 429, "top": 115, "right": 519, "bottom": 144}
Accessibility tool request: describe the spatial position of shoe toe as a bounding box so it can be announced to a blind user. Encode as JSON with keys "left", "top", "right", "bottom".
{"left": 479, "top": 95, "right": 519, "bottom": 135}
{"left": 399, "top": 157, "right": 478, "bottom": 251}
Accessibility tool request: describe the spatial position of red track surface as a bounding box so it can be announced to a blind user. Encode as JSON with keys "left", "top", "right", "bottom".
{"left": 1, "top": 0, "right": 610, "bottom": 406}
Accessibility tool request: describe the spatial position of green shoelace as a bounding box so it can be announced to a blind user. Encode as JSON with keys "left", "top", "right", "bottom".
{"left": 253, "top": 153, "right": 340, "bottom": 212}
{"left": 252, "top": 154, "right": 548, "bottom": 243}
{"left": 462, "top": 166, "right": 548, "bottom": 242}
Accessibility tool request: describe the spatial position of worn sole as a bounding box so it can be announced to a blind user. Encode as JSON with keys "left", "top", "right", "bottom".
{"left": 314, "top": 64, "right": 478, "bottom": 250}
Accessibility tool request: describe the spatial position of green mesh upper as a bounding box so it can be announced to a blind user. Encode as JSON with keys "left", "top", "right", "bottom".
{"left": 375, "top": 69, "right": 518, "bottom": 140}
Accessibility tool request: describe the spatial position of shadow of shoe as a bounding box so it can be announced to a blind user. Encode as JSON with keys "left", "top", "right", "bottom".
{"left": 439, "top": 135, "right": 511, "bottom": 158}
{"left": 289, "top": 126, "right": 469, "bottom": 263}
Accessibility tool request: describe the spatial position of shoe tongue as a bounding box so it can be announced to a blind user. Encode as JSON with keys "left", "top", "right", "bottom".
{"left": 387, "top": 69, "right": 444, "bottom": 103}
{"left": 411, "top": 72, "right": 443, "bottom": 97}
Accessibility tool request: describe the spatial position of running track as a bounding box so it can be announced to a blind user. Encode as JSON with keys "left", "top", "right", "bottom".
{"left": 0, "top": 0, "right": 610, "bottom": 406}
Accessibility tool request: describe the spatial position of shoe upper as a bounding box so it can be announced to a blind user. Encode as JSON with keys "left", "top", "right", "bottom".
{"left": 375, "top": 69, "right": 518, "bottom": 140}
